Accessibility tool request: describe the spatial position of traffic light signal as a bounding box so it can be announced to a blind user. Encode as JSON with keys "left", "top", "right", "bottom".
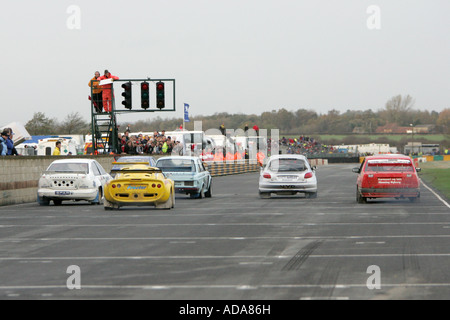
{"left": 141, "top": 81, "right": 149, "bottom": 109}
{"left": 156, "top": 81, "right": 165, "bottom": 109}
{"left": 121, "top": 82, "right": 132, "bottom": 109}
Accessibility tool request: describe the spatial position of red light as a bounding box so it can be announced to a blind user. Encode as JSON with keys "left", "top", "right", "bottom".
{"left": 157, "top": 83, "right": 164, "bottom": 90}
{"left": 152, "top": 184, "right": 156, "bottom": 188}
{"left": 141, "top": 83, "right": 149, "bottom": 90}
{"left": 304, "top": 172, "right": 313, "bottom": 179}
{"left": 112, "top": 184, "right": 116, "bottom": 188}
{"left": 157, "top": 184, "right": 162, "bottom": 188}
{"left": 263, "top": 173, "right": 271, "bottom": 179}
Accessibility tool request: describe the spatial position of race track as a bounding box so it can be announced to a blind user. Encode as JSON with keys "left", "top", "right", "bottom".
{"left": 0, "top": 164, "right": 449, "bottom": 300}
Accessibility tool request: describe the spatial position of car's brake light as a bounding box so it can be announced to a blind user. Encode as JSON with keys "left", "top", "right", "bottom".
{"left": 263, "top": 173, "right": 271, "bottom": 179}
{"left": 157, "top": 184, "right": 162, "bottom": 188}
{"left": 112, "top": 184, "right": 116, "bottom": 188}
{"left": 304, "top": 172, "right": 313, "bottom": 179}
{"left": 368, "top": 174, "right": 374, "bottom": 178}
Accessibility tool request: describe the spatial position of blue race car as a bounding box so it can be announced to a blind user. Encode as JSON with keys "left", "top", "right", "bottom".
{"left": 156, "top": 156, "right": 212, "bottom": 199}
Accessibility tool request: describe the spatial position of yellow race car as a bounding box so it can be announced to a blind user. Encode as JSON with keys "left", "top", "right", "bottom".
{"left": 103, "top": 162, "right": 175, "bottom": 210}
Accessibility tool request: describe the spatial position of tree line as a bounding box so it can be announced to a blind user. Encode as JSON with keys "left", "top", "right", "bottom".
{"left": 25, "top": 95, "right": 449, "bottom": 135}
{"left": 25, "top": 112, "right": 90, "bottom": 136}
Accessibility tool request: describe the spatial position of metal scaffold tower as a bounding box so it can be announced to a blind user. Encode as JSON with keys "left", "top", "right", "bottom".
{"left": 89, "top": 78, "right": 176, "bottom": 154}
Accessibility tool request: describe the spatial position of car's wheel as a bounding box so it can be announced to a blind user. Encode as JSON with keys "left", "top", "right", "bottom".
{"left": 104, "top": 198, "right": 118, "bottom": 211}
{"left": 259, "top": 191, "right": 271, "bottom": 199}
{"left": 171, "top": 190, "right": 175, "bottom": 208}
{"left": 205, "top": 181, "right": 212, "bottom": 198}
{"left": 409, "top": 197, "right": 420, "bottom": 203}
{"left": 98, "top": 189, "right": 104, "bottom": 205}
{"left": 37, "top": 195, "right": 50, "bottom": 206}
{"left": 307, "top": 192, "right": 318, "bottom": 199}
{"left": 197, "top": 185, "right": 205, "bottom": 199}
{"left": 91, "top": 189, "right": 103, "bottom": 205}
{"left": 356, "top": 187, "right": 366, "bottom": 204}
{"left": 200, "top": 185, "right": 205, "bottom": 199}
{"left": 156, "top": 199, "right": 172, "bottom": 210}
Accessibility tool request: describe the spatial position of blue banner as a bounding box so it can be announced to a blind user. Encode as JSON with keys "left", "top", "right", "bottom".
{"left": 184, "top": 103, "right": 190, "bottom": 122}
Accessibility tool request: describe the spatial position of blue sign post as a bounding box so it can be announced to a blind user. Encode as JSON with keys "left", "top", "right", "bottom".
{"left": 183, "top": 103, "right": 190, "bottom": 130}
{"left": 184, "top": 103, "right": 190, "bottom": 122}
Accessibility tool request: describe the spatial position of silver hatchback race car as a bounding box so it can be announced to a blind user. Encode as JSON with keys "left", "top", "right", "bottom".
{"left": 258, "top": 155, "right": 318, "bottom": 199}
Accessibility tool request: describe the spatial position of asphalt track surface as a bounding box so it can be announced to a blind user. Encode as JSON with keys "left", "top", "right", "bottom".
{"left": 0, "top": 164, "right": 449, "bottom": 300}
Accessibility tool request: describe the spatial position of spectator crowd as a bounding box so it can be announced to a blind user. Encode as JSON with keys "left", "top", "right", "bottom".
{"left": 278, "top": 136, "right": 337, "bottom": 156}
{"left": 116, "top": 131, "right": 341, "bottom": 158}
{"left": 117, "top": 129, "right": 182, "bottom": 156}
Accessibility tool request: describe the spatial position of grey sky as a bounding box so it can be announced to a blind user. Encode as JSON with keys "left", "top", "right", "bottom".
{"left": 1, "top": 0, "right": 449, "bottom": 126}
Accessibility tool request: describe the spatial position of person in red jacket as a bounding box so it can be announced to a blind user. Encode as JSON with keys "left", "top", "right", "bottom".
{"left": 97, "top": 70, "right": 119, "bottom": 112}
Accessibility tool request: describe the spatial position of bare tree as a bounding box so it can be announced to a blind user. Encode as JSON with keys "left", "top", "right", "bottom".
{"left": 58, "top": 112, "right": 89, "bottom": 134}
{"left": 25, "top": 112, "right": 57, "bottom": 135}
{"left": 382, "top": 94, "right": 415, "bottom": 125}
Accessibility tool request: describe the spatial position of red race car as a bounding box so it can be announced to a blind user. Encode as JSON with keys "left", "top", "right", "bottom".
{"left": 353, "top": 155, "right": 421, "bottom": 203}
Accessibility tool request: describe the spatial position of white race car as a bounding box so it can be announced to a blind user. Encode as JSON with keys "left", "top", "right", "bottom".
{"left": 37, "top": 159, "right": 111, "bottom": 206}
{"left": 259, "top": 154, "right": 318, "bottom": 199}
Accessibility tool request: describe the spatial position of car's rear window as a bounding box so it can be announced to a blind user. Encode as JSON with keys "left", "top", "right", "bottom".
{"left": 113, "top": 157, "right": 155, "bottom": 169}
{"left": 366, "top": 159, "right": 414, "bottom": 172}
{"left": 117, "top": 157, "right": 154, "bottom": 164}
{"left": 47, "top": 163, "right": 89, "bottom": 173}
{"left": 269, "top": 159, "right": 307, "bottom": 172}
{"left": 157, "top": 159, "right": 196, "bottom": 172}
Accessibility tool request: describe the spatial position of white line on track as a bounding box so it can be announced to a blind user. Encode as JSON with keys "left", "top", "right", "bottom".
{"left": 1, "top": 222, "right": 450, "bottom": 228}
{"left": 0, "top": 209, "right": 449, "bottom": 220}
{"left": 2, "top": 252, "right": 450, "bottom": 261}
{"left": 2, "top": 283, "right": 450, "bottom": 291}
{"left": 420, "top": 179, "right": 450, "bottom": 209}
{"left": 2, "top": 234, "right": 450, "bottom": 242}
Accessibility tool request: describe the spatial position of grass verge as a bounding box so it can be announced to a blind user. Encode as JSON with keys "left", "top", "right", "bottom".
{"left": 419, "top": 161, "right": 450, "bottom": 200}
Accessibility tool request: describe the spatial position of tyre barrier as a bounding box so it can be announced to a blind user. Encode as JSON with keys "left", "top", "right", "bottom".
{"left": 204, "top": 160, "right": 260, "bottom": 177}
{"left": 309, "top": 159, "right": 328, "bottom": 166}
{"left": 418, "top": 155, "right": 450, "bottom": 162}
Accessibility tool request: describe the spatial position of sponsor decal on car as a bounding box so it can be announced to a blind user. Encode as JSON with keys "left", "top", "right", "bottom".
{"left": 126, "top": 186, "right": 147, "bottom": 190}
{"left": 378, "top": 178, "right": 402, "bottom": 185}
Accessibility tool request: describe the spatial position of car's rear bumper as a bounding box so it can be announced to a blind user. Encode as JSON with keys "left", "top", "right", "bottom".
{"left": 105, "top": 200, "right": 167, "bottom": 207}
{"left": 259, "top": 182, "right": 317, "bottom": 193}
{"left": 175, "top": 186, "right": 200, "bottom": 193}
{"left": 104, "top": 189, "right": 169, "bottom": 204}
{"left": 37, "top": 188, "right": 97, "bottom": 201}
{"left": 361, "top": 187, "right": 420, "bottom": 198}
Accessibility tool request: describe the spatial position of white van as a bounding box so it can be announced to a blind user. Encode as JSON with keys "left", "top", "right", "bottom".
{"left": 37, "top": 138, "right": 79, "bottom": 156}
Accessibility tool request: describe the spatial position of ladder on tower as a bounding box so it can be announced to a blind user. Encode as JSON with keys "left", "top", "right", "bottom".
{"left": 91, "top": 113, "right": 118, "bottom": 154}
